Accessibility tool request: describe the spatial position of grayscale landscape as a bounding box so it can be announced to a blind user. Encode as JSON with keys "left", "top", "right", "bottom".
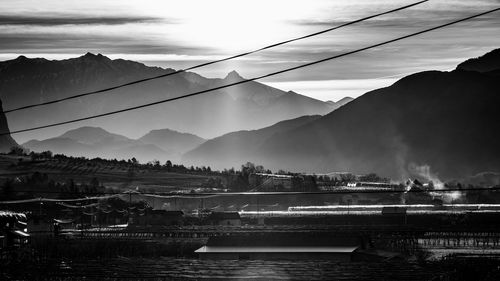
{"left": 1, "top": 0, "right": 500, "bottom": 280}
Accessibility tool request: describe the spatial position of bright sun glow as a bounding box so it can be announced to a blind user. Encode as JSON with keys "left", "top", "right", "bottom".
{"left": 134, "top": 0, "right": 328, "bottom": 52}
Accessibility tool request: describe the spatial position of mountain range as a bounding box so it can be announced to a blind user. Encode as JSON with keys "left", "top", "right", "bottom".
{"left": 2, "top": 48, "right": 500, "bottom": 181}
{"left": 185, "top": 48, "right": 500, "bottom": 180}
{"left": 0, "top": 53, "right": 339, "bottom": 143}
{"left": 22, "top": 126, "right": 205, "bottom": 163}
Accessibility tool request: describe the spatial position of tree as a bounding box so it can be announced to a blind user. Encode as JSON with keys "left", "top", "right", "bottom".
{"left": 359, "top": 173, "right": 387, "bottom": 183}
{"left": 9, "top": 146, "right": 26, "bottom": 156}
{"left": 130, "top": 157, "right": 138, "bottom": 165}
{"left": 340, "top": 173, "right": 357, "bottom": 183}
{"left": 40, "top": 150, "right": 53, "bottom": 159}
{"left": 241, "top": 162, "right": 256, "bottom": 175}
{"left": 255, "top": 165, "right": 265, "bottom": 173}
{"left": 165, "top": 160, "right": 173, "bottom": 171}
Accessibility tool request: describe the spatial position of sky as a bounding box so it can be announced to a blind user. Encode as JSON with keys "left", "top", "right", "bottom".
{"left": 0, "top": 0, "right": 499, "bottom": 102}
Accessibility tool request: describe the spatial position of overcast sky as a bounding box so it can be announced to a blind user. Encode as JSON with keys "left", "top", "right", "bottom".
{"left": 0, "top": 0, "right": 499, "bottom": 101}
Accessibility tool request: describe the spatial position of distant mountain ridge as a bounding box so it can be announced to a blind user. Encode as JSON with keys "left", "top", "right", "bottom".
{"left": 0, "top": 53, "right": 340, "bottom": 143}
{"left": 61, "top": 126, "right": 133, "bottom": 145}
{"left": 138, "top": 128, "right": 205, "bottom": 154}
{"left": 23, "top": 126, "right": 205, "bottom": 162}
{"left": 326, "top": 97, "right": 354, "bottom": 107}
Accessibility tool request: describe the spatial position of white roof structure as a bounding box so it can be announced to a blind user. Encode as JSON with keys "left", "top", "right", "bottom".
{"left": 195, "top": 246, "right": 358, "bottom": 253}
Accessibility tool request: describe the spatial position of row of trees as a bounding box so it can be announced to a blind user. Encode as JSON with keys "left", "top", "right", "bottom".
{"left": 4, "top": 148, "right": 390, "bottom": 193}
{"left": 1, "top": 172, "right": 106, "bottom": 200}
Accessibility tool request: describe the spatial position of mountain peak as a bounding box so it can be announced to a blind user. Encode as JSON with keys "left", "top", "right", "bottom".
{"left": 224, "top": 70, "right": 244, "bottom": 81}
{"left": 81, "top": 52, "right": 109, "bottom": 61}
{"left": 60, "top": 126, "right": 131, "bottom": 145}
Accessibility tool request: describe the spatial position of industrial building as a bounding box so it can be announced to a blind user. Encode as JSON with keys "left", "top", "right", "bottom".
{"left": 196, "top": 233, "right": 361, "bottom": 260}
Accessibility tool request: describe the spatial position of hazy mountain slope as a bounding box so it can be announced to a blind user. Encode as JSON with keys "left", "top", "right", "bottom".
{"left": 60, "top": 126, "right": 133, "bottom": 145}
{"left": 22, "top": 127, "right": 170, "bottom": 162}
{"left": 256, "top": 67, "right": 500, "bottom": 180}
{"left": 326, "top": 97, "right": 354, "bottom": 108}
{"left": 22, "top": 126, "right": 206, "bottom": 163}
{"left": 138, "top": 129, "right": 205, "bottom": 154}
{"left": 185, "top": 49, "right": 500, "bottom": 179}
{"left": 0, "top": 100, "right": 17, "bottom": 151}
{"left": 23, "top": 138, "right": 94, "bottom": 156}
{"left": 0, "top": 53, "right": 334, "bottom": 143}
{"left": 183, "top": 115, "right": 321, "bottom": 169}
{"left": 336, "top": 97, "right": 354, "bottom": 106}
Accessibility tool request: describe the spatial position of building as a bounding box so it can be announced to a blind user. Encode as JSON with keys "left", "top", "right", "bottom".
{"left": 1, "top": 211, "right": 29, "bottom": 250}
{"left": 196, "top": 233, "right": 361, "bottom": 260}
{"left": 206, "top": 212, "right": 241, "bottom": 226}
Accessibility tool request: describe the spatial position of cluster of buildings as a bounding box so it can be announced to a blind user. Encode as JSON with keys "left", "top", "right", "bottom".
{"left": 0, "top": 211, "right": 29, "bottom": 253}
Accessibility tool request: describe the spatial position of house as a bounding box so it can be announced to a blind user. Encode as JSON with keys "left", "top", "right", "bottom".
{"left": 196, "top": 233, "right": 362, "bottom": 260}
{"left": 206, "top": 212, "right": 241, "bottom": 226}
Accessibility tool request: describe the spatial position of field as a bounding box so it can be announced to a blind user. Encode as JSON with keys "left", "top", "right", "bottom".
{"left": 0, "top": 154, "right": 216, "bottom": 192}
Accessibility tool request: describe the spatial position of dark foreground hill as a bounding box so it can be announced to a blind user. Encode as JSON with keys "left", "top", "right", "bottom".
{"left": 0, "top": 100, "right": 17, "bottom": 151}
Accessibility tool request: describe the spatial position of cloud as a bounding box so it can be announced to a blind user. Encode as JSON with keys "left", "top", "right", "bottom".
{"left": 293, "top": 0, "right": 500, "bottom": 25}
{"left": 0, "top": 0, "right": 499, "bottom": 102}
{"left": 266, "top": 78, "right": 399, "bottom": 102}
{"left": 0, "top": 31, "right": 206, "bottom": 55}
{"left": 0, "top": 15, "right": 165, "bottom": 26}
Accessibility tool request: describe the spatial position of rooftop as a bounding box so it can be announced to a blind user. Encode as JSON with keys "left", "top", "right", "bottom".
{"left": 196, "top": 246, "right": 358, "bottom": 253}
{"left": 206, "top": 233, "right": 360, "bottom": 247}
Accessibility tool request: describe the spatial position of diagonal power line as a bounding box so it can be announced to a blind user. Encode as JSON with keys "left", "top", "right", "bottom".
{"left": 2, "top": 6, "right": 499, "bottom": 136}
{"left": 2, "top": 0, "right": 428, "bottom": 114}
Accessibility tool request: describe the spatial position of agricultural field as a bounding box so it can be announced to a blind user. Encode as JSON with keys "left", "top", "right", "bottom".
{"left": 0, "top": 154, "right": 218, "bottom": 192}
